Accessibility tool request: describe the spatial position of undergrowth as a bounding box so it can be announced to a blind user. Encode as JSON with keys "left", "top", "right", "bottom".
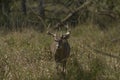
{"left": 0, "top": 25, "right": 120, "bottom": 80}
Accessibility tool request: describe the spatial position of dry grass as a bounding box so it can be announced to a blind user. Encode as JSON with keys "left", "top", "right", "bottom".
{"left": 0, "top": 25, "right": 120, "bottom": 80}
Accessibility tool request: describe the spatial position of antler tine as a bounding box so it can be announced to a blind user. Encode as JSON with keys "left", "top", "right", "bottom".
{"left": 65, "top": 24, "right": 71, "bottom": 32}
{"left": 65, "top": 24, "right": 69, "bottom": 29}
{"left": 47, "top": 31, "right": 56, "bottom": 37}
{"left": 65, "top": 24, "right": 71, "bottom": 33}
{"left": 47, "top": 23, "right": 51, "bottom": 29}
{"left": 61, "top": 24, "right": 70, "bottom": 39}
{"left": 47, "top": 23, "right": 56, "bottom": 37}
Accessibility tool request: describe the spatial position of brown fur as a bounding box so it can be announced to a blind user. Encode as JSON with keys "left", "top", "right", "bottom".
{"left": 47, "top": 31, "right": 70, "bottom": 73}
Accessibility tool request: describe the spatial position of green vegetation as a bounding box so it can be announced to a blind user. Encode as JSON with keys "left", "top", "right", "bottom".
{"left": 0, "top": 0, "right": 120, "bottom": 80}
{"left": 0, "top": 0, "right": 120, "bottom": 31}
{"left": 0, "top": 25, "right": 120, "bottom": 80}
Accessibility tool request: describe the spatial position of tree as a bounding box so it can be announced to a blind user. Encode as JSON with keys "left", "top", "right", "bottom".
{"left": 21, "top": 0, "right": 27, "bottom": 15}
{"left": 39, "top": 0, "right": 45, "bottom": 19}
{"left": 0, "top": 0, "right": 11, "bottom": 28}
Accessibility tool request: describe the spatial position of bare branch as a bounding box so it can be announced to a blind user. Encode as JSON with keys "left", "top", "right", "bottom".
{"left": 54, "top": 0, "right": 92, "bottom": 29}
{"left": 87, "top": 45, "right": 120, "bottom": 60}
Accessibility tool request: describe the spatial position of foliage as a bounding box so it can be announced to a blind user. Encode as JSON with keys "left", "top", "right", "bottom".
{"left": 0, "top": 0, "right": 120, "bottom": 31}
{"left": 0, "top": 25, "right": 120, "bottom": 80}
{"left": 0, "top": 0, "right": 120, "bottom": 80}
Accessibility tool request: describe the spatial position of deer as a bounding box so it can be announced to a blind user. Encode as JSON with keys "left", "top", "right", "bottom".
{"left": 47, "top": 28, "right": 71, "bottom": 73}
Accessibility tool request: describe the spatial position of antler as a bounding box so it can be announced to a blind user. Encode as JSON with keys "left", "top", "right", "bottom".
{"left": 62, "top": 24, "right": 71, "bottom": 39}
{"left": 47, "top": 23, "right": 56, "bottom": 37}
{"left": 47, "top": 31, "right": 56, "bottom": 37}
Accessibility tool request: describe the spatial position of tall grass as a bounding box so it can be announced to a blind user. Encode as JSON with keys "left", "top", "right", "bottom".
{"left": 0, "top": 25, "right": 120, "bottom": 80}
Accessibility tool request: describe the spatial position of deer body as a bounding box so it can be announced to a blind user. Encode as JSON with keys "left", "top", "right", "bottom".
{"left": 51, "top": 40, "right": 70, "bottom": 63}
{"left": 47, "top": 31, "right": 71, "bottom": 73}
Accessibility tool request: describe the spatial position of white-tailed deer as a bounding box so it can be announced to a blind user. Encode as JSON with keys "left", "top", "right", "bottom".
{"left": 47, "top": 29, "right": 71, "bottom": 73}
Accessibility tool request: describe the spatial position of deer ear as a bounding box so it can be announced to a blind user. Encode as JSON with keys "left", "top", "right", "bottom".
{"left": 47, "top": 31, "right": 50, "bottom": 35}
{"left": 62, "top": 31, "right": 71, "bottom": 39}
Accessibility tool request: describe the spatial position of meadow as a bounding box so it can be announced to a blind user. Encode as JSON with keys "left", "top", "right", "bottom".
{"left": 0, "top": 24, "right": 120, "bottom": 80}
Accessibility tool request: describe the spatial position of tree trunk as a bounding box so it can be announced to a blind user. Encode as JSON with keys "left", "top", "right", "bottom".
{"left": 0, "top": 0, "right": 2, "bottom": 14}
{"left": 21, "top": 0, "right": 27, "bottom": 15}
{"left": 39, "top": 0, "right": 45, "bottom": 19}
{"left": 0, "top": 0, "right": 11, "bottom": 29}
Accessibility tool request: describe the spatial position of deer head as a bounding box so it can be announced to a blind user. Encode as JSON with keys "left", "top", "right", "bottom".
{"left": 47, "top": 31, "right": 70, "bottom": 49}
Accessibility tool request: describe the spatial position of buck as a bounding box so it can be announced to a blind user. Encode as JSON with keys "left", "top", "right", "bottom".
{"left": 47, "top": 29, "right": 71, "bottom": 73}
